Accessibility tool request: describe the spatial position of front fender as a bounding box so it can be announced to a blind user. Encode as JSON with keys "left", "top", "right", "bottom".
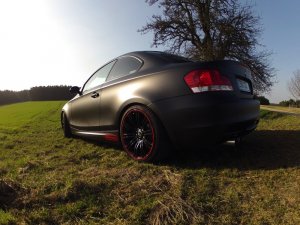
{"left": 62, "top": 102, "right": 71, "bottom": 119}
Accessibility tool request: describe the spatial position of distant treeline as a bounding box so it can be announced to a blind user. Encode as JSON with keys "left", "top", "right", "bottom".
{"left": 0, "top": 85, "right": 76, "bottom": 106}
{"left": 279, "top": 99, "right": 300, "bottom": 108}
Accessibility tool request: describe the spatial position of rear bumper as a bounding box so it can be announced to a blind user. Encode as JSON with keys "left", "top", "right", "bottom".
{"left": 149, "top": 92, "right": 260, "bottom": 148}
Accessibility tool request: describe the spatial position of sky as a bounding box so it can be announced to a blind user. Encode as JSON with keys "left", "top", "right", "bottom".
{"left": 0, "top": 0, "right": 299, "bottom": 103}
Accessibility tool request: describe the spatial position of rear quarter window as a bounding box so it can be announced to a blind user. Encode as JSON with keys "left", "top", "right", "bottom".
{"left": 106, "top": 56, "right": 142, "bottom": 81}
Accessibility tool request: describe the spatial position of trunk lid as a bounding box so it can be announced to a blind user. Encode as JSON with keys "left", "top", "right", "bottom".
{"left": 212, "top": 60, "right": 254, "bottom": 99}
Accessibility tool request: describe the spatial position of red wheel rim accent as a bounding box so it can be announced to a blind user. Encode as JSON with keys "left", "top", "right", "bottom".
{"left": 120, "top": 109, "right": 155, "bottom": 161}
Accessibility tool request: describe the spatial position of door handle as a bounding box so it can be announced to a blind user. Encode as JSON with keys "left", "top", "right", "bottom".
{"left": 91, "top": 92, "right": 99, "bottom": 98}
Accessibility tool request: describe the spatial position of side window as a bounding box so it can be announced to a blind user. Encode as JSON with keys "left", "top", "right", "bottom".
{"left": 106, "top": 56, "right": 142, "bottom": 81}
{"left": 83, "top": 60, "right": 116, "bottom": 93}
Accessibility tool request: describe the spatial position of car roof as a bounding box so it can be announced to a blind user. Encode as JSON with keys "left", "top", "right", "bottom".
{"left": 119, "top": 51, "right": 192, "bottom": 67}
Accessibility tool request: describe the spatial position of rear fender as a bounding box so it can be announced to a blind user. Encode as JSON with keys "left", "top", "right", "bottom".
{"left": 116, "top": 97, "right": 152, "bottom": 126}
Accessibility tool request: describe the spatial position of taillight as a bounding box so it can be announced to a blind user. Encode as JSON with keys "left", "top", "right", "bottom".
{"left": 184, "top": 69, "right": 233, "bottom": 93}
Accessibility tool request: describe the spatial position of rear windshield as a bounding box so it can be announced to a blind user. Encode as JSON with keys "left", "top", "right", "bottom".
{"left": 147, "top": 51, "right": 193, "bottom": 63}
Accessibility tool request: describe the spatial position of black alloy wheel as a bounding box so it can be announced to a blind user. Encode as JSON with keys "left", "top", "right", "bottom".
{"left": 120, "top": 105, "right": 169, "bottom": 162}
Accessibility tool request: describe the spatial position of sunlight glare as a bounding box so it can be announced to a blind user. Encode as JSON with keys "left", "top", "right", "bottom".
{"left": 0, "top": 0, "right": 83, "bottom": 90}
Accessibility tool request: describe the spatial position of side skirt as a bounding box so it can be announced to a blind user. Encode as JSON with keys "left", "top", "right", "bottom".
{"left": 71, "top": 128, "right": 119, "bottom": 142}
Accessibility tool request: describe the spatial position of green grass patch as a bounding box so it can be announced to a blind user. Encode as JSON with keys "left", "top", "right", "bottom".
{"left": 0, "top": 209, "right": 16, "bottom": 225}
{"left": 0, "top": 101, "right": 65, "bottom": 129}
{"left": 0, "top": 102, "right": 299, "bottom": 224}
{"left": 260, "top": 109, "right": 285, "bottom": 119}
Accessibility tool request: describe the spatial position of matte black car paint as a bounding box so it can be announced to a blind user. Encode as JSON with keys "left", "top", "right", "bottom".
{"left": 62, "top": 51, "right": 259, "bottom": 157}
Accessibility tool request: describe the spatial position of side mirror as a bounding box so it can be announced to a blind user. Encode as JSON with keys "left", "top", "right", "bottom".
{"left": 69, "top": 86, "right": 81, "bottom": 95}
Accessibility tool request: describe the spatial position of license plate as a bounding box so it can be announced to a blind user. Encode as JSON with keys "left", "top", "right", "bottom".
{"left": 237, "top": 79, "right": 251, "bottom": 93}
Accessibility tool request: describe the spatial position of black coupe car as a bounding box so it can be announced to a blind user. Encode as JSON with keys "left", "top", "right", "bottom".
{"left": 61, "top": 51, "right": 259, "bottom": 162}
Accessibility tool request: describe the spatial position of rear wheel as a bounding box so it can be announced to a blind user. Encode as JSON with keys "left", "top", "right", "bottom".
{"left": 61, "top": 112, "right": 72, "bottom": 138}
{"left": 120, "top": 105, "right": 169, "bottom": 162}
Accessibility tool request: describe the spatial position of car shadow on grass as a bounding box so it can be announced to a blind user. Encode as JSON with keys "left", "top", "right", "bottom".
{"left": 167, "top": 130, "right": 300, "bottom": 170}
{"left": 79, "top": 130, "right": 300, "bottom": 170}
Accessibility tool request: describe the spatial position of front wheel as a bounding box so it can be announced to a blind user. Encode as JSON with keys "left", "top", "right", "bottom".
{"left": 61, "top": 112, "right": 73, "bottom": 138}
{"left": 120, "top": 105, "right": 169, "bottom": 162}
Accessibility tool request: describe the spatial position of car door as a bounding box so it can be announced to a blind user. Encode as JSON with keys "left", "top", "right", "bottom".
{"left": 69, "top": 60, "right": 116, "bottom": 130}
{"left": 99, "top": 56, "right": 143, "bottom": 128}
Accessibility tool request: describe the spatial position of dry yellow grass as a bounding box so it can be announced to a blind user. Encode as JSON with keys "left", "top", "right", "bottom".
{"left": 260, "top": 105, "right": 300, "bottom": 114}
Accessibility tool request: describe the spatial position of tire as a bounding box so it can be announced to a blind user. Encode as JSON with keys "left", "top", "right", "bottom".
{"left": 61, "top": 112, "right": 73, "bottom": 138}
{"left": 120, "top": 105, "right": 170, "bottom": 162}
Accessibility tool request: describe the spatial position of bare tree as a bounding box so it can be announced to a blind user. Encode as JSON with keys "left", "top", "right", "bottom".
{"left": 139, "top": 0, "right": 275, "bottom": 93}
{"left": 288, "top": 70, "right": 300, "bottom": 100}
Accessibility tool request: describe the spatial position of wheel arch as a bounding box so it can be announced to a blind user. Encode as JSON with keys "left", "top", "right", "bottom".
{"left": 117, "top": 101, "right": 148, "bottom": 129}
{"left": 117, "top": 100, "right": 172, "bottom": 146}
{"left": 61, "top": 103, "right": 71, "bottom": 121}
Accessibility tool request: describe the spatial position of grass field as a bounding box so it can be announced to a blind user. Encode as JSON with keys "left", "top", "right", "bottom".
{"left": 260, "top": 105, "right": 300, "bottom": 114}
{"left": 0, "top": 101, "right": 300, "bottom": 225}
